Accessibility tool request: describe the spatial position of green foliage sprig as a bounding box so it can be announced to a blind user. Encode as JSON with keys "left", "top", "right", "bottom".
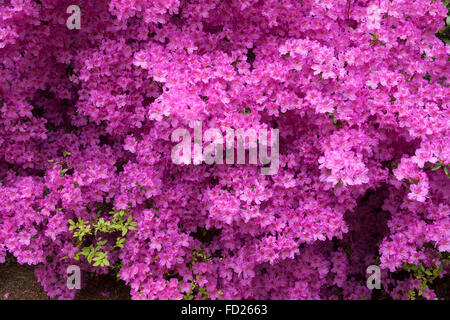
{"left": 436, "top": 0, "right": 450, "bottom": 44}
{"left": 429, "top": 158, "right": 450, "bottom": 178}
{"left": 68, "top": 207, "right": 137, "bottom": 267}
{"left": 403, "top": 261, "right": 444, "bottom": 300}
{"left": 182, "top": 246, "right": 214, "bottom": 300}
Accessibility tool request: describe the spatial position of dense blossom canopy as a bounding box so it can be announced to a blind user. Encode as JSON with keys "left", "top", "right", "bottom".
{"left": 0, "top": 0, "right": 449, "bottom": 299}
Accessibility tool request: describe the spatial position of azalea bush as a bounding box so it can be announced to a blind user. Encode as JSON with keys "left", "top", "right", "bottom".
{"left": 0, "top": 0, "right": 449, "bottom": 300}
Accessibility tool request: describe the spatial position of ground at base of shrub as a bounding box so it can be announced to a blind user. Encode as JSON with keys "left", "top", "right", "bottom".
{"left": 1, "top": 261, "right": 449, "bottom": 300}
{"left": 0, "top": 261, "right": 131, "bottom": 300}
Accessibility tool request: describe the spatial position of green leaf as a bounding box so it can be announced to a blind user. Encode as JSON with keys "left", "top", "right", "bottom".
{"left": 420, "top": 280, "right": 427, "bottom": 290}
{"left": 408, "top": 177, "right": 419, "bottom": 184}
{"left": 60, "top": 168, "right": 69, "bottom": 177}
{"left": 97, "top": 240, "right": 107, "bottom": 247}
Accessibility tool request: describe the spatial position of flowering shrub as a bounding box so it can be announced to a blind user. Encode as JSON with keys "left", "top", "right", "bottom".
{"left": 0, "top": 0, "right": 449, "bottom": 300}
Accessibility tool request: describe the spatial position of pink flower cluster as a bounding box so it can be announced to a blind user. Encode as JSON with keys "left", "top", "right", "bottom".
{"left": 0, "top": 0, "right": 448, "bottom": 299}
